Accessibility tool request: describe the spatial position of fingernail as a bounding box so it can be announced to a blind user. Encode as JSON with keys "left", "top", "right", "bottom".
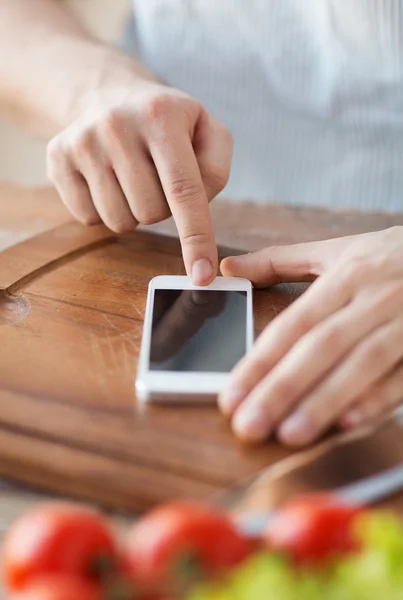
{"left": 192, "top": 259, "right": 214, "bottom": 286}
{"left": 219, "top": 387, "right": 247, "bottom": 416}
{"left": 227, "top": 255, "right": 250, "bottom": 269}
{"left": 279, "top": 411, "right": 311, "bottom": 445}
{"left": 233, "top": 405, "right": 271, "bottom": 441}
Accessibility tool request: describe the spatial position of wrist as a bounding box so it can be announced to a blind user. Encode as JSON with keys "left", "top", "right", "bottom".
{"left": 66, "top": 42, "right": 159, "bottom": 123}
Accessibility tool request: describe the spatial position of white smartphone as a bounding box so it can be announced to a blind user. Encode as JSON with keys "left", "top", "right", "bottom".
{"left": 136, "top": 275, "right": 254, "bottom": 402}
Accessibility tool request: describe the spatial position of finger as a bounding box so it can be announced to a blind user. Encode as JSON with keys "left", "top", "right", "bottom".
{"left": 149, "top": 126, "right": 217, "bottom": 286}
{"left": 220, "top": 237, "right": 354, "bottom": 287}
{"left": 74, "top": 133, "right": 138, "bottom": 233}
{"left": 68, "top": 127, "right": 138, "bottom": 233}
{"left": 278, "top": 316, "right": 403, "bottom": 447}
{"left": 150, "top": 290, "right": 225, "bottom": 362}
{"left": 228, "top": 285, "right": 401, "bottom": 442}
{"left": 87, "top": 165, "right": 138, "bottom": 233}
{"left": 120, "top": 155, "right": 170, "bottom": 225}
{"left": 219, "top": 261, "right": 359, "bottom": 416}
{"left": 340, "top": 362, "right": 403, "bottom": 429}
{"left": 100, "top": 124, "right": 170, "bottom": 225}
{"left": 47, "top": 142, "right": 100, "bottom": 226}
{"left": 56, "top": 170, "right": 100, "bottom": 226}
{"left": 193, "top": 111, "right": 233, "bottom": 201}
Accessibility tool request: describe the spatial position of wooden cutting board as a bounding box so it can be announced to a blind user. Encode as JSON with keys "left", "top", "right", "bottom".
{"left": 1, "top": 184, "right": 403, "bottom": 513}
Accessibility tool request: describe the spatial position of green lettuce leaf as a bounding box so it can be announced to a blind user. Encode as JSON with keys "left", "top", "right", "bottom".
{"left": 187, "top": 511, "right": 403, "bottom": 600}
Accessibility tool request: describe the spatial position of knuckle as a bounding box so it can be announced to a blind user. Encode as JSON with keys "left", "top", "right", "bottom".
{"left": 101, "top": 108, "right": 125, "bottom": 141}
{"left": 370, "top": 280, "right": 403, "bottom": 310}
{"left": 287, "top": 309, "right": 316, "bottom": 339}
{"left": 363, "top": 340, "right": 391, "bottom": 368}
{"left": 71, "top": 128, "right": 94, "bottom": 159}
{"left": 232, "top": 353, "right": 267, "bottom": 385}
{"left": 169, "top": 176, "right": 204, "bottom": 205}
{"left": 340, "top": 257, "right": 373, "bottom": 290}
{"left": 181, "top": 231, "right": 212, "bottom": 249}
{"left": 271, "top": 377, "right": 298, "bottom": 401}
{"left": 142, "top": 93, "right": 174, "bottom": 125}
{"left": 317, "top": 326, "right": 344, "bottom": 354}
{"left": 247, "top": 355, "right": 269, "bottom": 378}
{"left": 46, "top": 138, "right": 66, "bottom": 178}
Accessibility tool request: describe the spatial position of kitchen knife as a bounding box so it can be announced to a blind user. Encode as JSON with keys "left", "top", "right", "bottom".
{"left": 214, "top": 417, "right": 403, "bottom": 536}
{"left": 236, "top": 463, "right": 403, "bottom": 536}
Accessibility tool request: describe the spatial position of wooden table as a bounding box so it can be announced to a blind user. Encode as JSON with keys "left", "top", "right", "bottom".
{"left": 1, "top": 182, "right": 403, "bottom": 540}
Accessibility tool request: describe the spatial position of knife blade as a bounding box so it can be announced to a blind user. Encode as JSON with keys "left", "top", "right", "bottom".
{"left": 235, "top": 463, "right": 403, "bottom": 537}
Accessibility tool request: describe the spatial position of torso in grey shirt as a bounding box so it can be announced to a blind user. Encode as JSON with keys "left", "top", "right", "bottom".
{"left": 125, "top": 0, "right": 403, "bottom": 212}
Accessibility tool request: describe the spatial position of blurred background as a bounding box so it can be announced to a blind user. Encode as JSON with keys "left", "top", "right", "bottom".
{"left": 0, "top": 0, "right": 130, "bottom": 185}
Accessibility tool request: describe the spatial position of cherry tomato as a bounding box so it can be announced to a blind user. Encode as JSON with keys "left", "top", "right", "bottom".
{"left": 264, "top": 494, "right": 363, "bottom": 565}
{"left": 3, "top": 503, "right": 118, "bottom": 591}
{"left": 7, "top": 575, "right": 101, "bottom": 600}
{"left": 123, "top": 501, "right": 251, "bottom": 591}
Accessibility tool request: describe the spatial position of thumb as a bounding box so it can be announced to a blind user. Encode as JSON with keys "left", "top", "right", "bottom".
{"left": 220, "top": 241, "right": 334, "bottom": 287}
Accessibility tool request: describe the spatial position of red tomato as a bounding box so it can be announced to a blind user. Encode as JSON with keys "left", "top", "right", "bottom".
{"left": 123, "top": 501, "right": 251, "bottom": 590}
{"left": 7, "top": 575, "right": 101, "bottom": 600}
{"left": 264, "top": 494, "right": 363, "bottom": 565}
{"left": 2, "top": 503, "right": 118, "bottom": 592}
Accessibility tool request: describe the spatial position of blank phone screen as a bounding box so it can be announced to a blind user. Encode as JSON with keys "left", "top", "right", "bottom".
{"left": 149, "top": 289, "right": 247, "bottom": 372}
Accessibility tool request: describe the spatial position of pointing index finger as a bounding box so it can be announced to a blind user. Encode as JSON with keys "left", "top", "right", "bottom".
{"left": 150, "top": 128, "right": 217, "bottom": 285}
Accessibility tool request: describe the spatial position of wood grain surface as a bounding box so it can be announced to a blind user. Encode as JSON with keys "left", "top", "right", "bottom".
{"left": 0, "top": 184, "right": 402, "bottom": 515}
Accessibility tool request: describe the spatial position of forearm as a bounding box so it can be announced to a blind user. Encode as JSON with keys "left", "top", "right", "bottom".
{"left": 0, "top": 0, "right": 157, "bottom": 136}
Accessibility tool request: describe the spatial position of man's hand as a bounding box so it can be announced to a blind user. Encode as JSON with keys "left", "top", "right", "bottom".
{"left": 0, "top": 0, "right": 232, "bottom": 285}
{"left": 47, "top": 83, "right": 232, "bottom": 285}
{"left": 219, "top": 227, "right": 403, "bottom": 446}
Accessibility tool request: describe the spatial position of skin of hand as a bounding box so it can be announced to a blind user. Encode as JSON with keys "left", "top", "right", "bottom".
{"left": 46, "top": 82, "right": 232, "bottom": 286}
{"left": 150, "top": 290, "right": 226, "bottom": 363}
{"left": 219, "top": 226, "right": 403, "bottom": 447}
{"left": 0, "top": 1, "right": 231, "bottom": 286}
